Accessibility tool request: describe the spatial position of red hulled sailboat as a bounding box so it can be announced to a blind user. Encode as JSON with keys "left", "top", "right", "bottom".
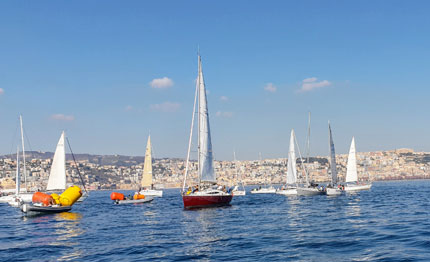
{"left": 181, "top": 54, "right": 233, "bottom": 208}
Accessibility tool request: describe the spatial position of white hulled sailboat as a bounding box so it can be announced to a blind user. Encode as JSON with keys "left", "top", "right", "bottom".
{"left": 231, "top": 151, "right": 246, "bottom": 196}
{"left": 182, "top": 54, "right": 233, "bottom": 208}
{"left": 344, "top": 137, "right": 372, "bottom": 191}
{"left": 325, "top": 122, "right": 342, "bottom": 196}
{"left": 139, "top": 135, "right": 163, "bottom": 197}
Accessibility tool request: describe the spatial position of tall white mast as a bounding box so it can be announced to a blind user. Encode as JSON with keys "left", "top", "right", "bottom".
{"left": 19, "top": 115, "right": 27, "bottom": 191}
{"left": 16, "top": 146, "right": 20, "bottom": 195}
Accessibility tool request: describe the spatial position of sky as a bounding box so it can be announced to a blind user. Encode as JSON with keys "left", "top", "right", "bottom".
{"left": 1, "top": 1, "right": 430, "bottom": 160}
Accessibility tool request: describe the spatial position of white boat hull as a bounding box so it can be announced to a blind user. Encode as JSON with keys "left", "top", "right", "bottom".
{"left": 115, "top": 197, "right": 154, "bottom": 204}
{"left": 276, "top": 188, "right": 297, "bottom": 195}
{"left": 0, "top": 193, "right": 33, "bottom": 204}
{"left": 139, "top": 189, "right": 163, "bottom": 197}
{"left": 250, "top": 187, "right": 276, "bottom": 194}
{"left": 326, "top": 187, "right": 342, "bottom": 196}
{"left": 232, "top": 190, "right": 246, "bottom": 196}
{"left": 296, "top": 187, "right": 324, "bottom": 196}
{"left": 344, "top": 183, "right": 372, "bottom": 191}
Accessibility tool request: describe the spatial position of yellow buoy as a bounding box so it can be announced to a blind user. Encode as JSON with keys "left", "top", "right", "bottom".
{"left": 50, "top": 193, "right": 61, "bottom": 205}
{"left": 59, "top": 185, "right": 82, "bottom": 206}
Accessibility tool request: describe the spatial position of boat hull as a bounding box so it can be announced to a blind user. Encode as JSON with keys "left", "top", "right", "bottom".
{"left": 276, "top": 188, "right": 297, "bottom": 195}
{"left": 232, "top": 190, "right": 246, "bottom": 196}
{"left": 326, "top": 187, "right": 342, "bottom": 196}
{"left": 21, "top": 204, "right": 72, "bottom": 214}
{"left": 296, "top": 187, "right": 324, "bottom": 196}
{"left": 344, "top": 184, "right": 372, "bottom": 191}
{"left": 139, "top": 189, "right": 163, "bottom": 197}
{"left": 183, "top": 194, "right": 232, "bottom": 209}
{"left": 115, "top": 197, "right": 154, "bottom": 204}
{"left": 250, "top": 187, "right": 277, "bottom": 194}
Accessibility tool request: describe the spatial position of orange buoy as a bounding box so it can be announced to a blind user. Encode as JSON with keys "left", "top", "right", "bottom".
{"left": 133, "top": 193, "right": 145, "bottom": 200}
{"left": 110, "top": 192, "right": 125, "bottom": 201}
{"left": 32, "top": 192, "right": 54, "bottom": 206}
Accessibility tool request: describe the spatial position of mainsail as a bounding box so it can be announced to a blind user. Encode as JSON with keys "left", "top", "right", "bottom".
{"left": 345, "top": 137, "right": 358, "bottom": 183}
{"left": 286, "top": 129, "right": 297, "bottom": 185}
{"left": 328, "top": 123, "right": 337, "bottom": 186}
{"left": 141, "top": 135, "right": 153, "bottom": 187}
{"left": 46, "top": 131, "right": 67, "bottom": 191}
{"left": 198, "top": 55, "right": 216, "bottom": 183}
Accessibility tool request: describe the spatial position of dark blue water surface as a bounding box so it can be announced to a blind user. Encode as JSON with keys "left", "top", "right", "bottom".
{"left": 1, "top": 180, "right": 429, "bottom": 261}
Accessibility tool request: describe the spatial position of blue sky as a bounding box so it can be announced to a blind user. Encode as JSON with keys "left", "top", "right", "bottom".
{"left": 1, "top": 1, "right": 429, "bottom": 160}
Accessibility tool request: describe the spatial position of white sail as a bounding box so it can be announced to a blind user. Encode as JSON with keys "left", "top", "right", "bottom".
{"left": 198, "top": 55, "right": 216, "bottom": 183}
{"left": 141, "top": 135, "right": 153, "bottom": 187}
{"left": 345, "top": 137, "right": 358, "bottom": 183}
{"left": 328, "top": 123, "right": 337, "bottom": 185}
{"left": 46, "top": 131, "right": 67, "bottom": 191}
{"left": 286, "top": 129, "right": 297, "bottom": 185}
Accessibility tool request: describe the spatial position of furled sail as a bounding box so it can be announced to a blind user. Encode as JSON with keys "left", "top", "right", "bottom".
{"left": 46, "top": 131, "right": 67, "bottom": 191}
{"left": 141, "top": 135, "right": 153, "bottom": 187}
{"left": 198, "top": 55, "right": 216, "bottom": 183}
{"left": 345, "top": 137, "right": 358, "bottom": 183}
{"left": 286, "top": 129, "right": 297, "bottom": 185}
{"left": 328, "top": 123, "right": 337, "bottom": 186}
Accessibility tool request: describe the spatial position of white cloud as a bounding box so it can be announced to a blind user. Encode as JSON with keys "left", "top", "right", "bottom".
{"left": 125, "top": 105, "right": 133, "bottom": 111}
{"left": 299, "top": 77, "right": 331, "bottom": 92}
{"left": 264, "top": 83, "right": 277, "bottom": 93}
{"left": 150, "top": 77, "right": 174, "bottom": 89}
{"left": 215, "top": 111, "right": 233, "bottom": 118}
{"left": 220, "top": 96, "right": 229, "bottom": 102}
{"left": 0, "top": 88, "right": 4, "bottom": 95}
{"left": 150, "top": 102, "right": 180, "bottom": 112}
{"left": 51, "top": 114, "right": 75, "bottom": 121}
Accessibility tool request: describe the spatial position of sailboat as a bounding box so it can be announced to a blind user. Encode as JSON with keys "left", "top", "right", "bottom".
{"left": 250, "top": 153, "right": 276, "bottom": 194}
{"left": 7, "top": 147, "right": 25, "bottom": 207}
{"left": 276, "top": 130, "right": 298, "bottom": 195}
{"left": 325, "top": 122, "right": 343, "bottom": 196}
{"left": 0, "top": 115, "right": 34, "bottom": 204}
{"left": 138, "top": 135, "right": 163, "bottom": 197}
{"left": 181, "top": 54, "right": 233, "bottom": 208}
{"left": 344, "top": 137, "right": 372, "bottom": 191}
{"left": 296, "top": 114, "right": 324, "bottom": 196}
{"left": 47, "top": 131, "right": 89, "bottom": 201}
{"left": 231, "top": 151, "right": 246, "bottom": 196}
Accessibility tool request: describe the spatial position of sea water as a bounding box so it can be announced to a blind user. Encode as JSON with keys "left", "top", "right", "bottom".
{"left": 0, "top": 180, "right": 429, "bottom": 261}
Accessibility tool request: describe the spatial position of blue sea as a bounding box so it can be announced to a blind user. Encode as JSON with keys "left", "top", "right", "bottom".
{"left": 1, "top": 180, "right": 429, "bottom": 261}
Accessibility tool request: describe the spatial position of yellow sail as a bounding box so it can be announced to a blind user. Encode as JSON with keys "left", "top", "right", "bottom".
{"left": 141, "top": 135, "right": 153, "bottom": 187}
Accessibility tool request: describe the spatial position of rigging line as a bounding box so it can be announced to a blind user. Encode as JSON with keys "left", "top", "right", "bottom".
{"left": 23, "top": 126, "right": 33, "bottom": 153}
{"left": 9, "top": 118, "right": 20, "bottom": 157}
{"left": 66, "top": 137, "right": 88, "bottom": 194}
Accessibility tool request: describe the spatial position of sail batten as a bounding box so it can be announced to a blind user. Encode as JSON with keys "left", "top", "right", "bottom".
{"left": 141, "top": 135, "right": 153, "bottom": 187}
{"left": 328, "top": 123, "right": 338, "bottom": 186}
{"left": 46, "top": 131, "right": 67, "bottom": 191}
{"left": 346, "top": 137, "right": 358, "bottom": 183}
{"left": 198, "top": 55, "right": 216, "bottom": 183}
{"left": 286, "top": 130, "right": 297, "bottom": 185}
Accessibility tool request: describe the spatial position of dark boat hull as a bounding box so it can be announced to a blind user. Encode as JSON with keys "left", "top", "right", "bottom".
{"left": 21, "top": 204, "right": 72, "bottom": 214}
{"left": 183, "top": 195, "right": 233, "bottom": 209}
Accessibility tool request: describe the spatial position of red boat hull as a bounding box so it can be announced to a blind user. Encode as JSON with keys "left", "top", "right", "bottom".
{"left": 183, "top": 194, "right": 233, "bottom": 209}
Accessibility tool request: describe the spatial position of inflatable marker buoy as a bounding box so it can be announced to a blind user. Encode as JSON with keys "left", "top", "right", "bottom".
{"left": 50, "top": 193, "right": 61, "bottom": 205}
{"left": 110, "top": 192, "right": 125, "bottom": 201}
{"left": 133, "top": 194, "right": 145, "bottom": 200}
{"left": 32, "top": 192, "right": 54, "bottom": 206}
{"left": 59, "top": 186, "right": 82, "bottom": 206}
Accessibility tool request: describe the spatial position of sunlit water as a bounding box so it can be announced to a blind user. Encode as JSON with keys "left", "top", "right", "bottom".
{"left": 1, "top": 180, "right": 429, "bottom": 261}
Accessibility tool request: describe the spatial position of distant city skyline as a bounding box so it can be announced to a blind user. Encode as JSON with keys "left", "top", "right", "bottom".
{"left": 1, "top": 1, "right": 430, "bottom": 160}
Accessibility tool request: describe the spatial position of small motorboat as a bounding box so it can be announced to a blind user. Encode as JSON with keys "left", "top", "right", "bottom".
{"left": 21, "top": 203, "right": 72, "bottom": 214}
{"left": 114, "top": 197, "right": 154, "bottom": 204}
